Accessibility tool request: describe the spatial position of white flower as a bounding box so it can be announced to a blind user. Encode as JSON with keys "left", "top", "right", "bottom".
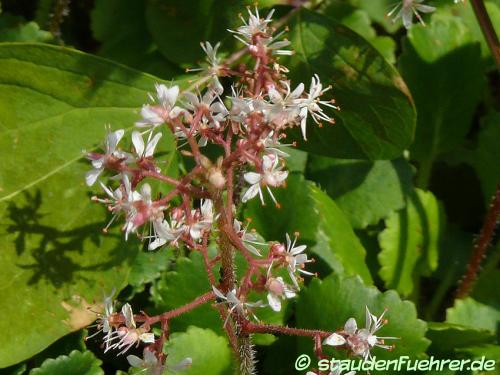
{"left": 212, "top": 286, "right": 264, "bottom": 325}
{"left": 189, "top": 199, "right": 216, "bottom": 241}
{"left": 132, "top": 131, "right": 162, "bottom": 159}
{"left": 296, "top": 74, "right": 337, "bottom": 140}
{"left": 86, "top": 289, "right": 116, "bottom": 348}
{"left": 323, "top": 306, "right": 397, "bottom": 360}
{"left": 233, "top": 219, "right": 266, "bottom": 256}
{"left": 260, "top": 131, "right": 291, "bottom": 158}
{"left": 136, "top": 84, "right": 185, "bottom": 129}
{"left": 264, "top": 82, "right": 304, "bottom": 127}
{"left": 85, "top": 128, "right": 126, "bottom": 186}
{"left": 147, "top": 216, "right": 186, "bottom": 250}
{"left": 387, "top": 0, "right": 436, "bottom": 29}
{"left": 105, "top": 303, "right": 155, "bottom": 355}
{"left": 266, "top": 276, "right": 296, "bottom": 312}
{"left": 182, "top": 89, "right": 228, "bottom": 145}
{"left": 229, "top": 8, "right": 275, "bottom": 44}
{"left": 95, "top": 175, "right": 141, "bottom": 233}
{"left": 241, "top": 154, "right": 288, "bottom": 205}
{"left": 283, "top": 233, "right": 313, "bottom": 289}
{"left": 123, "top": 183, "right": 166, "bottom": 241}
{"left": 127, "top": 349, "right": 192, "bottom": 375}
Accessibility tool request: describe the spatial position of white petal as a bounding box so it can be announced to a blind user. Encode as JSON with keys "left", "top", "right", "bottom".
{"left": 85, "top": 168, "right": 102, "bottom": 186}
{"left": 107, "top": 129, "right": 124, "bottom": 153}
{"left": 267, "top": 293, "right": 282, "bottom": 312}
{"left": 132, "top": 131, "right": 145, "bottom": 156}
{"left": 344, "top": 317, "right": 357, "bottom": 334}
{"left": 323, "top": 333, "right": 346, "bottom": 346}
{"left": 291, "top": 82, "right": 305, "bottom": 97}
{"left": 145, "top": 132, "right": 162, "bottom": 157}
{"left": 244, "top": 172, "right": 262, "bottom": 185}
{"left": 126, "top": 355, "right": 143, "bottom": 368}
{"left": 290, "top": 245, "right": 307, "bottom": 256}
{"left": 241, "top": 184, "right": 260, "bottom": 203}
{"left": 212, "top": 286, "right": 226, "bottom": 300}
{"left": 121, "top": 303, "right": 135, "bottom": 328}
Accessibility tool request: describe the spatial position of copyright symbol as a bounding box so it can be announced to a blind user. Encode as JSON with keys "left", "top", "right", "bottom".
{"left": 295, "top": 354, "right": 311, "bottom": 371}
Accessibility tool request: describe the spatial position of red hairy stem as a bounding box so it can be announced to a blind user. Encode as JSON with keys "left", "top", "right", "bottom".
{"left": 242, "top": 321, "right": 333, "bottom": 339}
{"left": 146, "top": 291, "right": 216, "bottom": 325}
{"left": 456, "top": 183, "right": 500, "bottom": 298}
{"left": 470, "top": 0, "right": 500, "bottom": 72}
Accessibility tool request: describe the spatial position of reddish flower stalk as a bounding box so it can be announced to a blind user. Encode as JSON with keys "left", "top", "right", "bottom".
{"left": 456, "top": 183, "right": 500, "bottom": 298}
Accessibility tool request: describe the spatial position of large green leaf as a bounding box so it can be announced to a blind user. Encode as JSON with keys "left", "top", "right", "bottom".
{"left": 447, "top": 298, "right": 500, "bottom": 334}
{"left": 296, "top": 274, "right": 429, "bottom": 371}
{"left": 318, "top": 2, "right": 396, "bottom": 62}
{"left": 151, "top": 252, "right": 222, "bottom": 334}
{"left": 163, "top": 327, "right": 232, "bottom": 375}
{"left": 91, "top": 0, "right": 181, "bottom": 79}
{"left": 285, "top": 9, "right": 415, "bottom": 160}
{"left": 378, "top": 189, "right": 445, "bottom": 296}
{"left": 399, "top": 10, "right": 485, "bottom": 186}
{"left": 244, "top": 173, "right": 372, "bottom": 283}
{"left": 145, "top": 0, "right": 279, "bottom": 65}
{"left": 307, "top": 156, "right": 413, "bottom": 228}
{"left": 426, "top": 322, "right": 495, "bottom": 355}
{"left": 30, "top": 350, "right": 103, "bottom": 375}
{"left": 0, "top": 43, "right": 180, "bottom": 367}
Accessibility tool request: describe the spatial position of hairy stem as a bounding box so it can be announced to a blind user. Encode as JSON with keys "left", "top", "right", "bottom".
{"left": 456, "top": 183, "right": 500, "bottom": 298}
{"left": 470, "top": 0, "right": 500, "bottom": 72}
{"left": 242, "top": 321, "right": 332, "bottom": 339}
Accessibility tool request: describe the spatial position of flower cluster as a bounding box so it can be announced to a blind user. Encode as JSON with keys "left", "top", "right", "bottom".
{"left": 85, "top": 7, "right": 394, "bottom": 373}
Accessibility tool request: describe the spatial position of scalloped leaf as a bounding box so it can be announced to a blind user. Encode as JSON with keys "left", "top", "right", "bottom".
{"left": 295, "top": 274, "right": 429, "bottom": 371}
{"left": 30, "top": 350, "right": 103, "bottom": 375}
{"left": 446, "top": 298, "right": 500, "bottom": 335}
{"left": 163, "top": 327, "right": 232, "bottom": 375}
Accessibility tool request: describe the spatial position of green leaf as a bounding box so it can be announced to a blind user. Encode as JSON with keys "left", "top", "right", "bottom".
{"left": 91, "top": 0, "right": 181, "bottom": 78}
{"left": 319, "top": 4, "right": 396, "bottom": 62}
{"left": 151, "top": 252, "right": 222, "bottom": 333}
{"left": 442, "top": 0, "right": 500, "bottom": 70}
{"left": 285, "top": 9, "right": 415, "bottom": 160}
{"left": 399, "top": 10, "right": 485, "bottom": 186}
{"left": 296, "top": 274, "right": 430, "bottom": 363}
{"left": 426, "top": 322, "right": 495, "bottom": 355}
{"left": 447, "top": 298, "right": 500, "bottom": 334}
{"left": 128, "top": 248, "right": 174, "bottom": 292}
{"left": 0, "top": 43, "right": 182, "bottom": 367}
{"left": 29, "top": 350, "right": 103, "bottom": 375}
{"left": 144, "top": 0, "right": 242, "bottom": 65}
{"left": 244, "top": 173, "right": 372, "bottom": 284}
{"left": 307, "top": 156, "right": 413, "bottom": 228}
{"left": 378, "top": 189, "right": 445, "bottom": 296}
{"left": 470, "top": 113, "right": 500, "bottom": 206}
{"left": 163, "top": 327, "right": 232, "bottom": 375}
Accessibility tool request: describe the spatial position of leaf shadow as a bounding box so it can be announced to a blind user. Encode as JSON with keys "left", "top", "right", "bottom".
{"left": 4, "top": 190, "right": 138, "bottom": 288}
